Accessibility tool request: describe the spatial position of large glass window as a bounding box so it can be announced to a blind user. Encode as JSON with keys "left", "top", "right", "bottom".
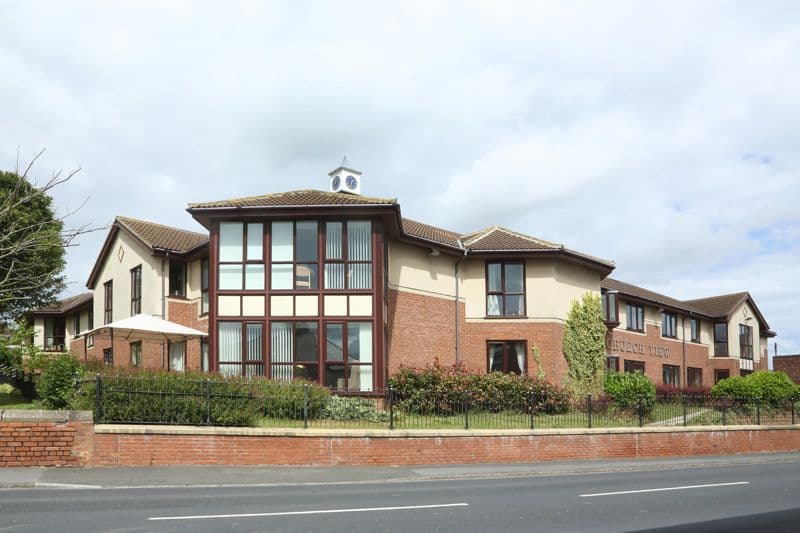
{"left": 661, "top": 312, "right": 677, "bottom": 338}
{"left": 271, "top": 221, "right": 320, "bottom": 290}
{"left": 687, "top": 367, "right": 703, "bottom": 387}
{"left": 690, "top": 318, "right": 700, "bottom": 343}
{"left": 103, "top": 280, "right": 113, "bottom": 324}
{"left": 487, "top": 341, "right": 526, "bottom": 375}
{"left": 323, "top": 321, "right": 373, "bottom": 391}
{"left": 219, "top": 222, "right": 264, "bottom": 290}
{"left": 218, "top": 322, "right": 264, "bottom": 377}
{"left": 739, "top": 324, "right": 753, "bottom": 360}
{"left": 626, "top": 303, "right": 644, "bottom": 332}
{"left": 44, "top": 318, "right": 65, "bottom": 351}
{"left": 270, "top": 321, "right": 319, "bottom": 381}
{"left": 714, "top": 323, "right": 728, "bottom": 356}
{"left": 323, "top": 221, "right": 372, "bottom": 290}
{"left": 130, "top": 265, "right": 142, "bottom": 314}
{"left": 486, "top": 262, "right": 525, "bottom": 316}
{"left": 662, "top": 364, "right": 680, "bottom": 387}
{"left": 169, "top": 261, "right": 186, "bottom": 297}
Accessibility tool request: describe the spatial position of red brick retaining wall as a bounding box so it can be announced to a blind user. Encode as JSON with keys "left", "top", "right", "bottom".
{"left": 0, "top": 411, "right": 93, "bottom": 467}
{"left": 90, "top": 425, "right": 800, "bottom": 467}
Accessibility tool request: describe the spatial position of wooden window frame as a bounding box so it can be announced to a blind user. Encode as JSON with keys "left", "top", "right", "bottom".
{"left": 623, "top": 359, "right": 645, "bottom": 374}
{"left": 485, "top": 261, "right": 526, "bottom": 318}
{"left": 130, "top": 264, "right": 142, "bottom": 315}
{"left": 168, "top": 260, "right": 188, "bottom": 297}
{"left": 687, "top": 367, "right": 703, "bottom": 387}
{"left": 323, "top": 220, "right": 374, "bottom": 292}
{"left": 606, "top": 355, "right": 620, "bottom": 373}
{"left": 602, "top": 290, "right": 619, "bottom": 325}
{"left": 689, "top": 318, "right": 701, "bottom": 343}
{"left": 130, "top": 341, "right": 142, "bottom": 367}
{"left": 200, "top": 258, "right": 209, "bottom": 315}
{"left": 218, "top": 222, "right": 265, "bottom": 292}
{"left": 72, "top": 313, "right": 80, "bottom": 338}
{"left": 103, "top": 348, "right": 113, "bottom": 366}
{"left": 486, "top": 341, "right": 527, "bottom": 375}
{"left": 270, "top": 320, "right": 319, "bottom": 381}
{"left": 217, "top": 321, "right": 266, "bottom": 377}
{"left": 739, "top": 324, "right": 753, "bottom": 360}
{"left": 661, "top": 312, "right": 677, "bottom": 339}
{"left": 662, "top": 364, "right": 680, "bottom": 387}
{"left": 323, "top": 321, "right": 374, "bottom": 390}
{"left": 44, "top": 317, "right": 66, "bottom": 352}
{"left": 714, "top": 369, "right": 730, "bottom": 383}
{"left": 103, "top": 280, "right": 113, "bottom": 325}
{"left": 714, "top": 323, "right": 728, "bottom": 356}
{"left": 626, "top": 303, "right": 645, "bottom": 333}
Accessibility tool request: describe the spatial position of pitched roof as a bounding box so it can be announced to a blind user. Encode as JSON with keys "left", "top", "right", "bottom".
{"left": 187, "top": 189, "right": 397, "bottom": 209}
{"left": 601, "top": 278, "right": 702, "bottom": 314}
{"left": 31, "top": 292, "right": 93, "bottom": 315}
{"left": 401, "top": 218, "right": 463, "bottom": 248}
{"left": 116, "top": 217, "right": 208, "bottom": 254}
{"left": 683, "top": 292, "right": 750, "bottom": 318}
{"left": 462, "top": 226, "right": 561, "bottom": 251}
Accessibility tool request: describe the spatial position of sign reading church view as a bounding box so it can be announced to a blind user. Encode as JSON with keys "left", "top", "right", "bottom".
{"left": 606, "top": 337, "right": 671, "bottom": 359}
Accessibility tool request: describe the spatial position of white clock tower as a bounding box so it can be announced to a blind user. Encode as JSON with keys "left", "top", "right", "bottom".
{"left": 329, "top": 157, "right": 362, "bottom": 195}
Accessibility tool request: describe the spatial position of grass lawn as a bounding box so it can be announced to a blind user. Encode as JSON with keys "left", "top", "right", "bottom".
{"left": 0, "top": 387, "right": 41, "bottom": 410}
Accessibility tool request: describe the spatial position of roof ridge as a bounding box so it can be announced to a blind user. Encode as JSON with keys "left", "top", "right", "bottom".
{"left": 402, "top": 217, "right": 462, "bottom": 236}
{"left": 493, "top": 226, "right": 563, "bottom": 249}
{"left": 683, "top": 291, "right": 750, "bottom": 303}
{"left": 116, "top": 216, "right": 208, "bottom": 239}
{"left": 188, "top": 189, "right": 397, "bottom": 209}
{"left": 461, "top": 225, "right": 498, "bottom": 245}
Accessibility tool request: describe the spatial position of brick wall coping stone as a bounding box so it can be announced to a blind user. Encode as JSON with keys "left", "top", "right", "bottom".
{"left": 0, "top": 410, "right": 93, "bottom": 423}
{"left": 93, "top": 423, "right": 800, "bottom": 438}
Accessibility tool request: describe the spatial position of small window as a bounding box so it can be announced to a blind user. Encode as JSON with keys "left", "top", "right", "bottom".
{"left": 690, "top": 318, "right": 700, "bottom": 343}
{"left": 487, "top": 342, "right": 526, "bottom": 375}
{"left": 662, "top": 364, "right": 680, "bottom": 387}
{"left": 201, "top": 338, "right": 209, "bottom": 372}
{"left": 73, "top": 313, "right": 81, "bottom": 337}
{"left": 103, "top": 348, "right": 113, "bottom": 366}
{"left": 714, "top": 369, "right": 730, "bottom": 383}
{"left": 103, "top": 280, "right": 113, "bottom": 325}
{"left": 606, "top": 356, "right": 620, "bottom": 373}
{"left": 486, "top": 262, "right": 525, "bottom": 317}
{"left": 130, "top": 265, "right": 142, "bottom": 314}
{"left": 687, "top": 367, "right": 703, "bottom": 387}
{"left": 130, "top": 341, "right": 142, "bottom": 367}
{"left": 739, "top": 324, "right": 753, "bottom": 360}
{"left": 661, "top": 312, "right": 677, "bottom": 338}
{"left": 626, "top": 304, "right": 644, "bottom": 332}
{"left": 201, "top": 258, "right": 209, "bottom": 315}
{"left": 169, "top": 261, "right": 186, "bottom": 297}
{"left": 714, "top": 323, "right": 728, "bottom": 356}
{"left": 88, "top": 308, "right": 94, "bottom": 330}
{"left": 169, "top": 341, "right": 185, "bottom": 372}
{"left": 624, "top": 359, "right": 645, "bottom": 374}
{"left": 602, "top": 291, "right": 619, "bottom": 323}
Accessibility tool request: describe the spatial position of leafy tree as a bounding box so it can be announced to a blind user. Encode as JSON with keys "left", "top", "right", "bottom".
{"left": 562, "top": 292, "right": 607, "bottom": 397}
{"left": 0, "top": 150, "right": 92, "bottom": 319}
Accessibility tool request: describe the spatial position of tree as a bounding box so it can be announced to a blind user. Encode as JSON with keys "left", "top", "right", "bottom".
{"left": 0, "top": 150, "right": 92, "bottom": 319}
{"left": 562, "top": 292, "right": 607, "bottom": 398}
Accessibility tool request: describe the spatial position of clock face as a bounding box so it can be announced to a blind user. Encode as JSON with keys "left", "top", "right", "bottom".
{"left": 332, "top": 176, "right": 341, "bottom": 190}
{"left": 346, "top": 175, "right": 358, "bottom": 190}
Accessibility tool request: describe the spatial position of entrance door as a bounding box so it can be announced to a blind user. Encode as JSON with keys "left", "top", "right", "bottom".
{"left": 169, "top": 341, "right": 185, "bottom": 372}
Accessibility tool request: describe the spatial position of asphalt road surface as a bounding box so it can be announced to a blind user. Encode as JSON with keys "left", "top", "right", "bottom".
{"left": 2, "top": 460, "right": 800, "bottom": 532}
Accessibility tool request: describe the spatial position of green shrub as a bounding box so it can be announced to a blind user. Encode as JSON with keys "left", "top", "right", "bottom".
{"left": 252, "top": 379, "right": 329, "bottom": 420}
{"left": 36, "top": 353, "right": 81, "bottom": 409}
{"left": 388, "top": 361, "right": 570, "bottom": 415}
{"left": 322, "top": 395, "right": 389, "bottom": 423}
{"left": 712, "top": 371, "right": 799, "bottom": 408}
{"left": 603, "top": 371, "right": 656, "bottom": 415}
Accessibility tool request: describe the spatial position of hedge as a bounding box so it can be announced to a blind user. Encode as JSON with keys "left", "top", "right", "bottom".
{"left": 712, "top": 371, "right": 799, "bottom": 408}
{"left": 603, "top": 371, "right": 656, "bottom": 416}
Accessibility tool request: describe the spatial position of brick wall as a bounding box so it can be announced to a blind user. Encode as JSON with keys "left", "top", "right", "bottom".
{"left": 90, "top": 425, "right": 800, "bottom": 466}
{"left": 0, "top": 411, "right": 92, "bottom": 467}
{"left": 774, "top": 355, "right": 800, "bottom": 383}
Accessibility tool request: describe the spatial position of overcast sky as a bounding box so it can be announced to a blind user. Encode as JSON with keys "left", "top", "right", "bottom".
{"left": 2, "top": 1, "right": 798, "bottom": 359}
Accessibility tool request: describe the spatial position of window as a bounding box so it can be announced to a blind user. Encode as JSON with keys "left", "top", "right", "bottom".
{"left": 690, "top": 318, "right": 700, "bottom": 343}
{"left": 169, "top": 260, "right": 187, "bottom": 297}
{"left": 687, "top": 367, "right": 703, "bottom": 387}
{"left": 740, "top": 369, "right": 753, "bottom": 377}
{"left": 200, "top": 258, "right": 209, "bottom": 314}
{"left": 606, "top": 356, "right": 620, "bottom": 373}
{"left": 486, "top": 262, "right": 525, "bottom": 316}
{"left": 624, "top": 360, "right": 645, "bottom": 374}
{"left": 661, "top": 312, "right": 677, "bottom": 338}
{"left": 714, "top": 369, "right": 730, "bottom": 383}
{"left": 201, "top": 339, "right": 209, "bottom": 372}
{"left": 270, "top": 321, "right": 318, "bottom": 381}
{"left": 626, "top": 304, "right": 644, "bottom": 332}
{"left": 130, "top": 341, "right": 142, "bottom": 367}
{"left": 169, "top": 341, "right": 185, "bottom": 372}
{"left": 271, "top": 221, "right": 320, "bottom": 290}
{"left": 714, "top": 323, "right": 728, "bottom": 356}
{"left": 87, "top": 335, "right": 94, "bottom": 348}
{"left": 219, "top": 222, "right": 265, "bottom": 291}
{"left": 103, "top": 280, "right": 113, "bottom": 324}
{"left": 602, "top": 291, "right": 619, "bottom": 323}
{"left": 324, "top": 322, "right": 374, "bottom": 391}
{"left": 662, "top": 364, "right": 680, "bottom": 386}
{"left": 44, "top": 318, "right": 66, "bottom": 351}
{"left": 72, "top": 313, "right": 80, "bottom": 337}
{"left": 324, "top": 221, "right": 373, "bottom": 290}
{"left": 739, "top": 324, "right": 753, "bottom": 360}
{"left": 218, "top": 322, "right": 264, "bottom": 377}
{"left": 487, "top": 341, "right": 526, "bottom": 375}
{"left": 130, "top": 265, "right": 142, "bottom": 314}
{"left": 103, "top": 348, "right": 113, "bottom": 366}
{"left": 88, "top": 308, "right": 93, "bottom": 330}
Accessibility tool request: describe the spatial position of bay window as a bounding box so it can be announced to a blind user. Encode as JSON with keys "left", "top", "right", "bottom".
{"left": 219, "top": 222, "right": 265, "bottom": 290}
{"left": 486, "top": 262, "right": 525, "bottom": 316}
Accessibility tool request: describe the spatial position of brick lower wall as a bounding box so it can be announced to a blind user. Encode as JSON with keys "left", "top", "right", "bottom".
{"left": 90, "top": 425, "right": 800, "bottom": 467}
{"left": 0, "top": 412, "right": 93, "bottom": 467}
{"left": 774, "top": 355, "right": 800, "bottom": 384}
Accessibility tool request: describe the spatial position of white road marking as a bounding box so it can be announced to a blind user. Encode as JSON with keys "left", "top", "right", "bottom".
{"left": 580, "top": 481, "right": 749, "bottom": 497}
{"left": 149, "top": 502, "right": 469, "bottom": 521}
{"left": 35, "top": 483, "right": 102, "bottom": 490}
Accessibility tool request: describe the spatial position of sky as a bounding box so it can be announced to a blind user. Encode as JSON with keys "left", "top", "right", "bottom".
{"left": 1, "top": 1, "right": 798, "bottom": 360}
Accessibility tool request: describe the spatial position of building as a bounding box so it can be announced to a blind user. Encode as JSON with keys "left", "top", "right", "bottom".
{"left": 774, "top": 355, "right": 800, "bottom": 383}
{"left": 30, "top": 164, "right": 776, "bottom": 389}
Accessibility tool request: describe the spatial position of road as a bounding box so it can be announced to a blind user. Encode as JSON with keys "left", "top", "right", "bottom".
{"left": 2, "top": 460, "right": 800, "bottom": 532}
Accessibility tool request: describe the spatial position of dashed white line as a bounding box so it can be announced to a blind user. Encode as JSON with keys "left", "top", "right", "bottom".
{"left": 580, "top": 481, "right": 749, "bottom": 497}
{"left": 149, "top": 502, "right": 469, "bottom": 521}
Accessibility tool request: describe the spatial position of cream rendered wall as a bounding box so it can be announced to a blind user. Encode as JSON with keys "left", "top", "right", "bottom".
{"left": 185, "top": 259, "right": 203, "bottom": 301}
{"left": 388, "top": 241, "right": 460, "bottom": 300}
{"left": 463, "top": 257, "right": 602, "bottom": 322}
{"left": 92, "top": 230, "right": 164, "bottom": 324}
{"left": 32, "top": 317, "right": 45, "bottom": 349}
{"left": 727, "top": 301, "right": 761, "bottom": 361}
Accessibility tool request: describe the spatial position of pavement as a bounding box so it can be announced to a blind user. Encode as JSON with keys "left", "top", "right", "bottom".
{"left": 2, "top": 451, "right": 798, "bottom": 489}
